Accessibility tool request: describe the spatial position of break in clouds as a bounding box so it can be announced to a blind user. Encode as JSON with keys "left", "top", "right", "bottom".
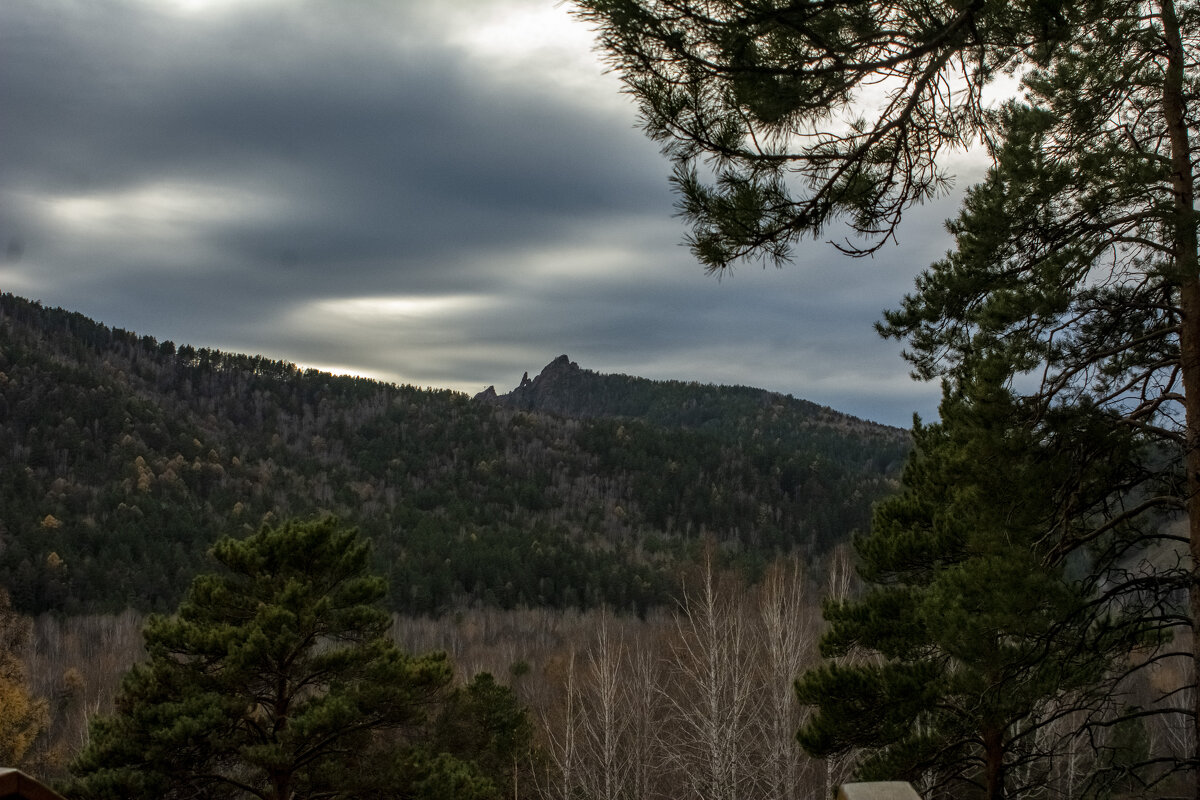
{"left": 0, "top": 0, "right": 958, "bottom": 426}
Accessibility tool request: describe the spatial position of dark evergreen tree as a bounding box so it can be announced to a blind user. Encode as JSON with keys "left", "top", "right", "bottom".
{"left": 422, "top": 672, "right": 534, "bottom": 800}
{"left": 879, "top": 100, "right": 1198, "bottom": 787}
{"left": 795, "top": 373, "right": 1152, "bottom": 799}
{"left": 65, "top": 518, "right": 452, "bottom": 800}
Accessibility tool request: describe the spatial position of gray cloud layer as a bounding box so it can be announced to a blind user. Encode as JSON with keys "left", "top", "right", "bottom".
{"left": 0, "top": 0, "right": 957, "bottom": 426}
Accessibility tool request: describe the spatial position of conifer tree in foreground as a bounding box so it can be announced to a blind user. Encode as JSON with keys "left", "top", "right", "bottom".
{"left": 877, "top": 100, "right": 1199, "bottom": 791}
{"left": 65, "top": 518, "right": 455, "bottom": 800}
{"left": 796, "top": 374, "right": 1162, "bottom": 799}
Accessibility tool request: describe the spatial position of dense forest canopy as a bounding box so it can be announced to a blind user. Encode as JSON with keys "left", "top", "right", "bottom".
{"left": 0, "top": 292, "right": 907, "bottom": 616}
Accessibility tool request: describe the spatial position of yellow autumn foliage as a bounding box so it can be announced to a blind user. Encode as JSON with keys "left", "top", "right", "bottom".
{"left": 0, "top": 679, "right": 47, "bottom": 766}
{"left": 0, "top": 589, "right": 48, "bottom": 767}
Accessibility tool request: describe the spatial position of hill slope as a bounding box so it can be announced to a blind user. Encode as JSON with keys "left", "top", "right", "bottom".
{"left": 0, "top": 293, "right": 907, "bottom": 615}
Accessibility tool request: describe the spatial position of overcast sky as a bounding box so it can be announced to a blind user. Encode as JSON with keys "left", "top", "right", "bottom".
{"left": 0, "top": 0, "right": 988, "bottom": 427}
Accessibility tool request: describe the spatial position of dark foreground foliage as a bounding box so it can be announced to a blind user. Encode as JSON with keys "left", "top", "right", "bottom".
{"left": 64, "top": 518, "right": 532, "bottom": 800}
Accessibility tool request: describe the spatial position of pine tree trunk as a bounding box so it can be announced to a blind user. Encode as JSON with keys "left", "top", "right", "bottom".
{"left": 1180, "top": 279, "right": 1200, "bottom": 799}
{"left": 1160, "top": 1, "right": 1200, "bottom": 793}
{"left": 982, "top": 726, "right": 1005, "bottom": 800}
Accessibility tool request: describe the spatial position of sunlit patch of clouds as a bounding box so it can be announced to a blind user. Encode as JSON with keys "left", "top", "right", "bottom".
{"left": 267, "top": 294, "right": 545, "bottom": 393}
{"left": 152, "top": 0, "right": 267, "bottom": 16}
{"left": 438, "top": 1, "right": 592, "bottom": 63}
{"left": 41, "top": 180, "right": 286, "bottom": 245}
{"left": 0, "top": 266, "right": 38, "bottom": 294}
{"left": 484, "top": 222, "right": 683, "bottom": 284}
{"left": 432, "top": 0, "right": 627, "bottom": 107}
{"left": 307, "top": 295, "right": 493, "bottom": 323}
{"left": 276, "top": 294, "right": 496, "bottom": 374}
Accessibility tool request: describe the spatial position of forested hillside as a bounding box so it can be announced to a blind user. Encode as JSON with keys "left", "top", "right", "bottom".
{"left": 0, "top": 293, "right": 908, "bottom": 615}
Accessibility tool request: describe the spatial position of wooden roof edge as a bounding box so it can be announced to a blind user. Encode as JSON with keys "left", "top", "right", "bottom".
{"left": 0, "top": 768, "right": 69, "bottom": 800}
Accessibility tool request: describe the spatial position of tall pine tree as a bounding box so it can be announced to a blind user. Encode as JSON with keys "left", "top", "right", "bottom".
{"left": 795, "top": 371, "right": 1155, "bottom": 799}
{"left": 66, "top": 518, "right": 453, "bottom": 800}
{"left": 879, "top": 99, "right": 1197, "bottom": 786}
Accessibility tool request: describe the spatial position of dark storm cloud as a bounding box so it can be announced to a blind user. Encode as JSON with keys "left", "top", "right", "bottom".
{"left": 0, "top": 0, "right": 952, "bottom": 427}
{"left": 2, "top": 0, "right": 667, "bottom": 281}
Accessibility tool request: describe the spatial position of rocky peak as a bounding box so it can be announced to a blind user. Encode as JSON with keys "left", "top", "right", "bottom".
{"left": 520, "top": 355, "right": 581, "bottom": 393}
{"left": 544, "top": 354, "right": 575, "bottom": 372}
{"left": 478, "top": 355, "right": 590, "bottom": 414}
